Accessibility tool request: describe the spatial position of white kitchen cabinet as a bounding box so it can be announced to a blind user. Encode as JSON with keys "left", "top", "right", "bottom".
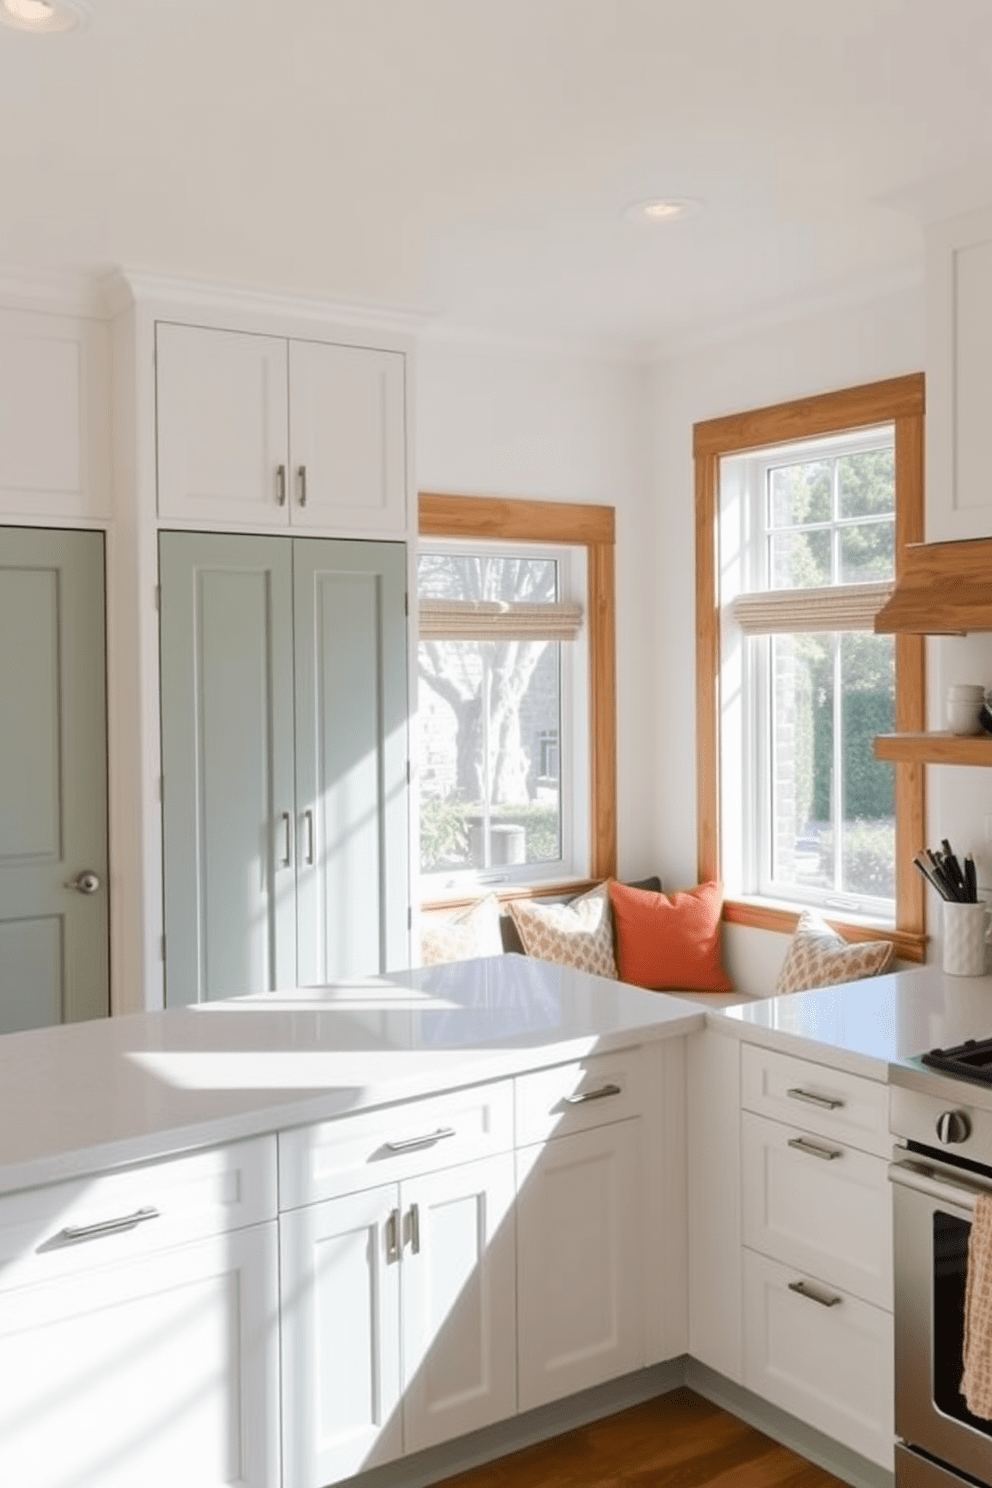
{"left": 516, "top": 1117, "right": 644, "bottom": 1410}
{"left": 279, "top": 1153, "right": 516, "bottom": 1488}
{"left": 743, "top": 1248, "right": 894, "bottom": 1468}
{"left": 926, "top": 205, "right": 992, "bottom": 542}
{"left": 0, "top": 1138, "right": 280, "bottom": 1488}
{"left": 155, "top": 321, "right": 406, "bottom": 534}
{"left": 741, "top": 1109, "right": 893, "bottom": 1310}
{"left": 738, "top": 1041, "right": 894, "bottom": 1469}
{"left": 0, "top": 307, "right": 110, "bottom": 523}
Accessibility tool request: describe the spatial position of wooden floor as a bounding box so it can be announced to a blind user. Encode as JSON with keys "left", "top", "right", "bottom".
{"left": 435, "top": 1389, "right": 849, "bottom": 1488}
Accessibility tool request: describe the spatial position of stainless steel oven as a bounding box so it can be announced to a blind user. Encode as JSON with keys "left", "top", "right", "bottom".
{"left": 891, "top": 1073, "right": 992, "bottom": 1488}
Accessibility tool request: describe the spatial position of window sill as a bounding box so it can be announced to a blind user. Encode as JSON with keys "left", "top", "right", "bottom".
{"left": 723, "top": 896, "right": 927, "bottom": 964}
{"left": 421, "top": 878, "right": 599, "bottom": 913}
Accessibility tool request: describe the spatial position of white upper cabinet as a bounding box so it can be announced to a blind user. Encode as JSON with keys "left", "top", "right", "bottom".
{"left": 156, "top": 323, "right": 290, "bottom": 526}
{"left": 926, "top": 206, "right": 992, "bottom": 542}
{"left": 155, "top": 321, "right": 407, "bottom": 534}
{"left": 0, "top": 308, "right": 110, "bottom": 521}
{"left": 289, "top": 339, "right": 406, "bottom": 532}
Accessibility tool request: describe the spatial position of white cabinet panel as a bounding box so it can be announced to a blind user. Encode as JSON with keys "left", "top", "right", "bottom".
{"left": 289, "top": 339, "right": 406, "bottom": 532}
{"left": 401, "top": 1155, "right": 516, "bottom": 1454}
{"left": 278, "top": 1080, "right": 514, "bottom": 1210}
{"left": 514, "top": 1046, "right": 645, "bottom": 1145}
{"left": 743, "top": 1248, "right": 894, "bottom": 1470}
{"left": 280, "top": 1184, "right": 403, "bottom": 1488}
{"left": 741, "top": 1043, "right": 890, "bottom": 1157}
{"left": 0, "top": 1223, "right": 279, "bottom": 1488}
{"left": 687, "top": 1027, "right": 743, "bottom": 1382}
{"left": 156, "top": 322, "right": 290, "bottom": 526}
{"left": 516, "top": 1120, "right": 643, "bottom": 1410}
{"left": 927, "top": 207, "right": 992, "bottom": 542}
{"left": 741, "top": 1111, "right": 892, "bottom": 1309}
{"left": 0, "top": 309, "right": 110, "bottom": 520}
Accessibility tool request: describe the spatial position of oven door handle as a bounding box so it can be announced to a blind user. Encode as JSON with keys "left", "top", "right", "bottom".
{"left": 889, "top": 1157, "right": 992, "bottom": 1213}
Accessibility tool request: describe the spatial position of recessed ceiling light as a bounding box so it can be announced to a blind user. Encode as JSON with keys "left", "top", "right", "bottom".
{"left": 623, "top": 198, "right": 703, "bottom": 225}
{"left": 0, "top": 0, "right": 90, "bottom": 31}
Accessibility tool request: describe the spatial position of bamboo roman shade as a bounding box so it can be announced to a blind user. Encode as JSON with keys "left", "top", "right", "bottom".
{"left": 419, "top": 599, "right": 584, "bottom": 642}
{"left": 732, "top": 581, "right": 894, "bottom": 635}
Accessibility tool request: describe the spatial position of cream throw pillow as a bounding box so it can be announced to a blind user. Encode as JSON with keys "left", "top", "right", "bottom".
{"left": 508, "top": 883, "right": 618, "bottom": 980}
{"left": 420, "top": 894, "right": 504, "bottom": 966}
{"left": 774, "top": 911, "right": 894, "bottom": 995}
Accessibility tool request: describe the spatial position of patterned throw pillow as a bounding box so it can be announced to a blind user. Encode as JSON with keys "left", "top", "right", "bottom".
{"left": 774, "top": 911, "right": 894, "bottom": 995}
{"left": 508, "top": 883, "right": 618, "bottom": 980}
{"left": 420, "top": 894, "right": 505, "bottom": 966}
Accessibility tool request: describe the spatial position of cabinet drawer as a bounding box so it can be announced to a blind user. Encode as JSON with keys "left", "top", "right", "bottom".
{"left": 279, "top": 1081, "right": 514, "bottom": 1210}
{"left": 0, "top": 1135, "right": 277, "bottom": 1292}
{"left": 743, "top": 1248, "right": 894, "bottom": 1469}
{"left": 741, "top": 1044, "right": 889, "bottom": 1157}
{"left": 741, "top": 1112, "right": 892, "bottom": 1309}
{"left": 515, "top": 1048, "right": 645, "bottom": 1147}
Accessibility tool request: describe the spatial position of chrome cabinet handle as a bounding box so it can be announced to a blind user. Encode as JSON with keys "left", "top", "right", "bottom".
{"left": 298, "top": 465, "right": 307, "bottom": 507}
{"left": 384, "top": 1126, "right": 456, "bottom": 1154}
{"left": 564, "top": 1083, "right": 622, "bottom": 1106}
{"left": 408, "top": 1203, "right": 421, "bottom": 1255}
{"left": 787, "top": 1135, "right": 843, "bottom": 1161}
{"left": 280, "top": 812, "right": 292, "bottom": 868}
{"left": 38, "top": 1206, "right": 160, "bottom": 1252}
{"left": 385, "top": 1208, "right": 400, "bottom": 1263}
{"left": 304, "top": 808, "right": 315, "bottom": 866}
{"left": 788, "top": 1279, "right": 842, "bottom": 1309}
{"left": 787, "top": 1087, "right": 844, "bottom": 1111}
{"left": 276, "top": 463, "right": 287, "bottom": 506}
{"left": 65, "top": 870, "right": 100, "bottom": 895}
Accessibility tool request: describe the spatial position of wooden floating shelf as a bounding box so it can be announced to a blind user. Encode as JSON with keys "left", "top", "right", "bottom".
{"left": 874, "top": 732, "right": 992, "bottom": 765}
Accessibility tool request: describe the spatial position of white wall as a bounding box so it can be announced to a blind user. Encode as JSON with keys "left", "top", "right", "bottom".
{"left": 415, "top": 337, "right": 659, "bottom": 881}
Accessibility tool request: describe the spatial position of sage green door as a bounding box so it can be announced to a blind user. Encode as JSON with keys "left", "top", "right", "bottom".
{"left": 293, "top": 539, "right": 409, "bottom": 983}
{"left": 159, "top": 532, "right": 297, "bottom": 1005}
{"left": 0, "top": 527, "right": 109, "bottom": 1033}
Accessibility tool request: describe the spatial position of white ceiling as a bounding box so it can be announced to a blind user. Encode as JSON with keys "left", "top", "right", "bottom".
{"left": 2, "top": 0, "right": 992, "bottom": 353}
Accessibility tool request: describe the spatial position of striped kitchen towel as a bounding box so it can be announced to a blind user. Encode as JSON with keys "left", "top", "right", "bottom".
{"left": 962, "top": 1192, "right": 992, "bottom": 1417}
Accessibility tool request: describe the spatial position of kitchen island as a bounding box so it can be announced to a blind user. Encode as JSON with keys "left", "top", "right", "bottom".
{"left": 0, "top": 955, "right": 701, "bottom": 1488}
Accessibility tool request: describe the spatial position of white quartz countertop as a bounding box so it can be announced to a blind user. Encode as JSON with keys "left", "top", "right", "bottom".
{"left": 0, "top": 955, "right": 703, "bottom": 1194}
{"left": 716, "top": 963, "right": 992, "bottom": 1083}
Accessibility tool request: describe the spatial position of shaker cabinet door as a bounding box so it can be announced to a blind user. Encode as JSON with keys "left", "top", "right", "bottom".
{"left": 293, "top": 538, "right": 409, "bottom": 982}
{"left": 156, "top": 323, "right": 290, "bottom": 527}
{"left": 289, "top": 339, "right": 406, "bottom": 533}
{"left": 160, "top": 531, "right": 297, "bottom": 1004}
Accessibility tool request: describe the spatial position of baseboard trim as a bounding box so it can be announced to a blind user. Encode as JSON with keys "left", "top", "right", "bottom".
{"left": 342, "top": 1357, "right": 895, "bottom": 1488}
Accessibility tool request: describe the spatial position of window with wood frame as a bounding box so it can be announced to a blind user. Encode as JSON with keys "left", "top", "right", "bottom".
{"left": 694, "top": 375, "right": 926, "bottom": 962}
{"left": 418, "top": 493, "right": 616, "bottom": 907}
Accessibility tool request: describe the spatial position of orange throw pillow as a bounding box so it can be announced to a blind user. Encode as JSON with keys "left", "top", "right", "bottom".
{"left": 607, "top": 879, "right": 733, "bottom": 991}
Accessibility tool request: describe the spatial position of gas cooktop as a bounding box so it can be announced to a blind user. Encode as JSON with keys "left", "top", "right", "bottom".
{"left": 920, "top": 1037, "right": 992, "bottom": 1087}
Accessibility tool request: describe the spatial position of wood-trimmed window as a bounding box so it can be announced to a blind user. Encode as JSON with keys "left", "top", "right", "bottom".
{"left": 418, "top": 492, "right": 616, "bottom": 907}
{"left": 694, "top": 375, "right": 927, "bottom": 962}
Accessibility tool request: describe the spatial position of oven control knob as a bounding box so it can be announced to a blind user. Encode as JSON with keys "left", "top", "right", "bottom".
{"left": 936, "top": 1110, "right": 972, "bottom": 1145}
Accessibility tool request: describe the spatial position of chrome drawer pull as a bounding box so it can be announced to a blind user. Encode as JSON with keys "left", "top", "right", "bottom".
{"left": 788, "top": 1135, "right": 843, "bottom": 1161}
{"left": 788, "top": 1279, "right": 842, "bottom": 1309}
{"left": 408, "top": 1202, "right": 421, "bottom": 1255}
{"left": 564, "top": 1083, "right": 622, "bottom": 1106}
{"left": 787, "top": 1087, "right": 844, "bottom": 1111}
{"left": 384, "top": 1126, "right": 456, "bottom": 1153}
{"left": 39, "top": 1206, "right": 160, "bottom": 1252}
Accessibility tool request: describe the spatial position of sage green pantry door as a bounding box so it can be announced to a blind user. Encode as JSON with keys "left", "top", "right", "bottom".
{"left": 0, "top": 527, "right": 109, "bottom": 1032}
{"left": 160, "top": 532, "right": 409, "bottom": 1005}
{"left": 160, "top": 532, "right": 297, "bottom": 1005}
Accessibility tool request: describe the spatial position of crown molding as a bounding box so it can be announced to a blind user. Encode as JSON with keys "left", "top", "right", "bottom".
{"left": 101, "top": 267, "right": 432, "bottom": 338}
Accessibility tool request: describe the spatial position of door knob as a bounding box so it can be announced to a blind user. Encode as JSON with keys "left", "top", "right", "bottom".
{"left": 66, "top": 870, "right": 100, "bottom": 895}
